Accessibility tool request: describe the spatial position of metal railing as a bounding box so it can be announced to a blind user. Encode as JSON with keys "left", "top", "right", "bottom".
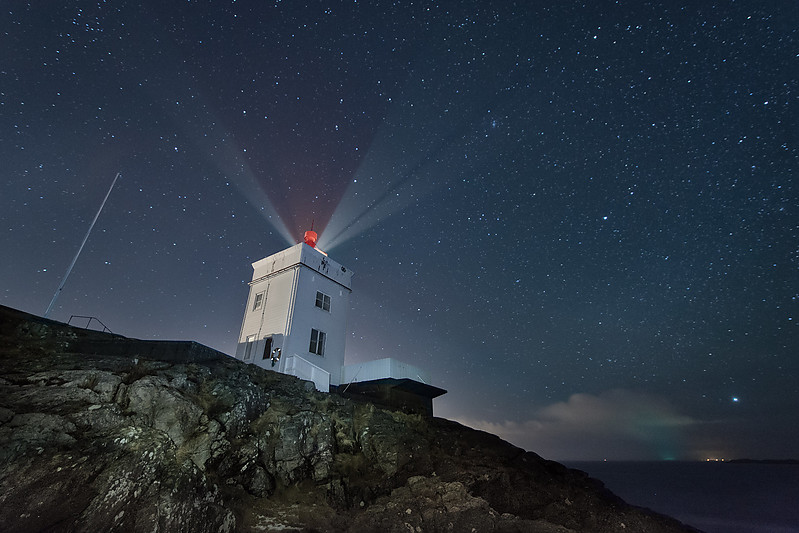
{"left": 68, "top": 315, "right": 113, "bottom": 334}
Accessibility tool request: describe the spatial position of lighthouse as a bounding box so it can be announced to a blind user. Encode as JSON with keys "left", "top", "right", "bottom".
{"left": 235, "top": 229, "right": 352, "bottom": 391}
{"left": 236, "top": 229, "right": 446, "bottom": 414}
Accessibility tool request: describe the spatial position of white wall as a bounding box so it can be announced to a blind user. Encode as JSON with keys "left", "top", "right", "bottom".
{"left": 235, "top": 242, "right": 353, "bottom": 388}
{"left": 284, "top": 266, "right": 350, "bottom": 385}
{"left": 342, "top": 358, "right": 431, "bottom": 385}
{"left": 238, "top": 267, "right": 299, "bottom": 348}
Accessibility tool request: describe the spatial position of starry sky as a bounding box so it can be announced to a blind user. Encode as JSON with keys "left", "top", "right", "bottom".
{"left": 2, "top": 1, "right": 796, "bottom": 461}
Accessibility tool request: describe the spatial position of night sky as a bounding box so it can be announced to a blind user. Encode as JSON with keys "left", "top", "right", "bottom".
{"left": 2, "top": 1, "right": 796, "bottom": 461}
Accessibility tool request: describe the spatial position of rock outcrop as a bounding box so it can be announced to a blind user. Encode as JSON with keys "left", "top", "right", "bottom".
{"left": 0, "top": 305, "right": 699, "bottom": 532}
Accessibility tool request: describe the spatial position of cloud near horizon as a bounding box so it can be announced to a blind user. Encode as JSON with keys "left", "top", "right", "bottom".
{"left": 455, "top": 389, "right": 697, "bottom": 461}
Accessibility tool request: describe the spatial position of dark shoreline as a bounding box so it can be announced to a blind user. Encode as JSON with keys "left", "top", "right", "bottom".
{"left": 727, "top": 458, "right": 799, "bottom": 465}
{"left": 567, "top": 459, "right": 799, "bottom": 465}
{"left": 566, "top": 459, "right": 799, "bottom": 533}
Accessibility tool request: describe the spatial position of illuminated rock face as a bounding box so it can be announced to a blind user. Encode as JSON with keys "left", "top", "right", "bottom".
{"left": 235, "top": 241, "right": 353, "bottom": 391}
{"left": 1, "top": 305, "right": 698, "bottom": 533}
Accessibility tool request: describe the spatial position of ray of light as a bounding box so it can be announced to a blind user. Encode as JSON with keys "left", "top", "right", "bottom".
{"left": 157, "top": 81, "right": 295, "bottom": 247}
{"left": 205, "top": 129, "right": 295, "bottom": 247}
{"left": 317, "top": 74, "right": 490, "bottom": 252}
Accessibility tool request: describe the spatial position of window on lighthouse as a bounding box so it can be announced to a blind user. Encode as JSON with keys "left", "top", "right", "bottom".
{"left": 309, "top": 328, "right": 326, "bottom": 356}
{"left": 315, "top": 291, "right": 331, "bottom": 312}
{"left": 252, "top": 291, "right": 265, "bottom": 311}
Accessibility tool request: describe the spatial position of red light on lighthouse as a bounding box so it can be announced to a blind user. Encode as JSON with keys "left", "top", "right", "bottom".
{"left": 304, "top": 230, "right": 318, "bottom": 248}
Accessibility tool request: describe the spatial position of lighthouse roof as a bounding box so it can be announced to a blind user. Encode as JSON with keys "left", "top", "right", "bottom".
{"left": 251, "top": 242, "right": 353, "bottom": 290}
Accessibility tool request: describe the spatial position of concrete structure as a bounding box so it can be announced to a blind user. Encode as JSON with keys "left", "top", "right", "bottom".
{"left": 235, "top": 239, "right": 352, "bottom": 392}
{"left": 340, "top": 358, "right": 446, "bottom": 416}
{"left": 236, "top": 232, "right": 446, "bottom": 414}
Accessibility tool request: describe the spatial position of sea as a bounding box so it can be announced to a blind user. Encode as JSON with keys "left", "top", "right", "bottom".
{"left": 566, "top": 461, "right": 799, "bottom": 533}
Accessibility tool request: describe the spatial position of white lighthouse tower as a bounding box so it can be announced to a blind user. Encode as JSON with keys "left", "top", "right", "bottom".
{"left": 236, "top": 228, "right": 446, "bottom": 414}
{"left": 235, "top": 229, "right": 352, "bottom": 391}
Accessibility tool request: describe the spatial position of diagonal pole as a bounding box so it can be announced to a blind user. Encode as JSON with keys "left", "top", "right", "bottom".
{"left": 44, "top": 172, "right": 121, "bottom": 318}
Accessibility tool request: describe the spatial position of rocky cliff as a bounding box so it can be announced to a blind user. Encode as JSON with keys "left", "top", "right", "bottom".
{"left": 0, "top": 305, "right": 699, "bottom": 532}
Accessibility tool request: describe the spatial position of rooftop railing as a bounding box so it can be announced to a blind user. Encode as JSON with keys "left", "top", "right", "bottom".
{"left": 68, "top": 315, "right": 113, "bottom": 334}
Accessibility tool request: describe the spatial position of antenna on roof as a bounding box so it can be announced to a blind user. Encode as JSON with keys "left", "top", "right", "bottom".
{"left": 44, "top": 172, "right": 121, "bottom": 318}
